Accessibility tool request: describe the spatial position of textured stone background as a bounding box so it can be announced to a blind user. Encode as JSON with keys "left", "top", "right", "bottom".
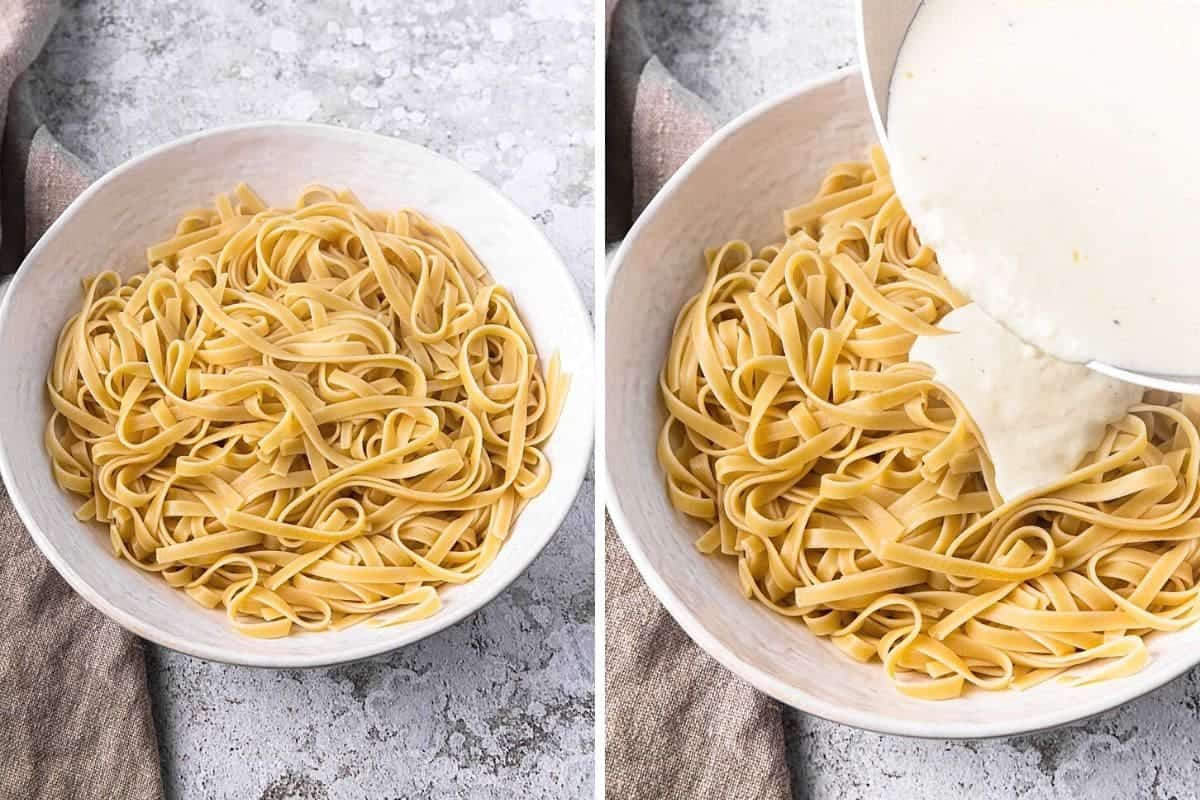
{"left": 637, "top": 1, "right": 1200, "bottom": 798}
{"left": 29, "top": 1, "right": 594, "bottom": 798}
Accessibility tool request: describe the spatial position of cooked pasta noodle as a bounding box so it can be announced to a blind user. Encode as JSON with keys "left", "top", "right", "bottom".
{"left": 658, "top": 146, "right": 1200, "bottom": 698}
{"left": 46, "top": 184, "right": 568, "bottom": 638}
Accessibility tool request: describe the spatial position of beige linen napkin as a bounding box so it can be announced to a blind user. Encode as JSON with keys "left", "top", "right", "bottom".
{"left": 0, "top": 3, "right": 164, "bottom": 798}
{"left": 605, "top": 2, "right": 793, "bottom": 799}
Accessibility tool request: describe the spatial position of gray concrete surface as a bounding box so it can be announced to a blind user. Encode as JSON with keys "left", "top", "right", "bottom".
{"left": 638, "top": 0, "right": 1200, "bottom": 798}
{"left": 29, "top": 1, "right": 594, "bottom": 798}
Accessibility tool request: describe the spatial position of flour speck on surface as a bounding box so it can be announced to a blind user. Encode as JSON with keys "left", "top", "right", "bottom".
{"left": 269, "top": 28, "right": 301, "bottom": 55}
{"left": 490, "top": 17, "right": 515, "bottom": 42}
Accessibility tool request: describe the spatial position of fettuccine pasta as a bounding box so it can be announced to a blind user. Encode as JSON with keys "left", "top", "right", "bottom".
{"left": 46, "top": 184, "right": 567, "bottom": 638}
{"left": 658, "top": 146, "right": 1200, "bottom": 698}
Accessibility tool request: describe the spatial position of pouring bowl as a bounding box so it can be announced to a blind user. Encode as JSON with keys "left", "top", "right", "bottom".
{"left": 855, "top": 0, "right": 1200, "bottom": 394}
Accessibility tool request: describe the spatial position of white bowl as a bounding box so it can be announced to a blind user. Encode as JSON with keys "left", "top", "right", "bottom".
{"left": 604, "top": 69, "right": 1199, "bottom": 737}
{"left": 0, "top": 122, "right": 594, "bottom": 668}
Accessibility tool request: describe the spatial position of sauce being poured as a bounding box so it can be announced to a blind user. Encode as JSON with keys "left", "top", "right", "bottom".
{"left": 888, "top": 0, "right": 1200, "bottom": 375}
{"left": 910, "top": 305, "right": 1142, "bottom": 502}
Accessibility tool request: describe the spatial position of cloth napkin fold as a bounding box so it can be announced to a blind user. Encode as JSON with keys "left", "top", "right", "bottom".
{"left": 605, "top": 2, "right": 793, "bottom": 799}
{"left": 0, "top": 2, "right": 164, "bottom": 798}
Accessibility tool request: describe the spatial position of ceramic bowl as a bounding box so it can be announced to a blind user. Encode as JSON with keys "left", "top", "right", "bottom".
{"left": 604, "top": 69, "right": 1198, "bottom": 737}
{"left": 0, "top": 122, "right": 594, "bottom": 668}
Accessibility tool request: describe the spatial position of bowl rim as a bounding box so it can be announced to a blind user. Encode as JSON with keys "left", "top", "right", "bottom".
{"left": 0, "top": 119, "right": 594, "bottom": 668}
{"left": 603, "top": 67, "right": 1192, "bottom": 738}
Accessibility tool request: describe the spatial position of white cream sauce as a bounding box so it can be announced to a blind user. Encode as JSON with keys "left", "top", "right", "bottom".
{"left": 887, "top": 0, "right": 1200, "bottom": 375}
{"left": 911, "top": 305, "right": 1143, "bottom": 502}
